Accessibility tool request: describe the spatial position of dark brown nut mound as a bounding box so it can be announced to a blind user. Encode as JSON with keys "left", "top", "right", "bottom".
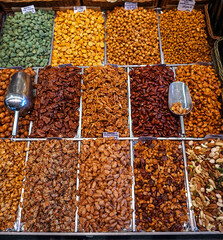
{"left": 176, "top": 65, "right": 223, "bottom": 138}
{"left": 0, "top": 68, "right": 35, "bottom": 138}
{"left": 82, "top": 65, "right": 129, "bottom": 138}
{"left": 187, "top": 139, "right": 223, "bottom": 232}
{"left": 22, "top": 140, "right": 78, "bottom": 232}
{"left": 106, "top": 7, "right": 160, "bottom": 65}
{"left": 130, "top": 65, "right": 179, "bottom": 137}
{"left": 78, "top": 138, "right": 133, "bottom": 232}
{"left": 30, "top": 66, "right": 81, "bottom": 138}
{"left": 0, "top": 140, "right": 26, "bottom": 230}
{"left": 134, "top": 140, "right": 188, "bottom": 232}
{"left": 160, "top": 9, "right": 211, "bottom": 64}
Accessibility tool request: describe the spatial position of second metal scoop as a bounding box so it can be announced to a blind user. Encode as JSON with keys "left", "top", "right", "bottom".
{"left": 4, "top": 72, "right": 33, "bottom": 136}
{"left": 168, "top": 82, "right": 193, "bottom": 136}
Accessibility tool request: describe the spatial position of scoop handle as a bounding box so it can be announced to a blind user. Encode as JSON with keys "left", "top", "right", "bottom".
{"left": 12, "top": 111, "right": 19, "bottom": 136}
{"left": 180, "top": 115, "right": 185, "bottom": 136}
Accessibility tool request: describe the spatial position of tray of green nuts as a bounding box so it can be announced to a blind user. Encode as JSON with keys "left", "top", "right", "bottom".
{"left": 0, "top": 9, "right": 55, "bottom": 68}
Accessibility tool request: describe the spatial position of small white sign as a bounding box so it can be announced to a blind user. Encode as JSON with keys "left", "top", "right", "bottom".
{"left": 124, "top": 2, "right": 138, "bottom": 10}
{"left": 74, "top": 6, "right": 86, "bottom": 13}
{"left": 103, "top": 132, "right": 119, "bottom": 140}
{"left": 21, "top": 5, "right": 36, "bottom": 14}
{"left": 177, "top": 0, "right": 195, "bottom": 12}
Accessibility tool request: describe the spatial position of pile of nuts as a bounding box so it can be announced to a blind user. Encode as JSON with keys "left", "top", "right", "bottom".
{"left": 134, "top": 140, "right": 188, "bottom": 232}
{"left": 0, "top": 140, "right": 26, "bottom": 230}
{"left": 0, "top": 68, "right": 35, "bottom": 138}
{"left": 130, "top": 65, "right": 179, "bottom": 137}
{"left": 187, "top": 139, "right": 223, "bottom": 232}
{"left": 52, "top": 9, "right": 105, "bottom": 66}
{"left": 78, "top": 139, "right": 133, "bottom": 232}
{"left": 30, "top": 66, "right": 81, "bottom": 138}
{"left": 22, "top": 140, "right": 78, "bottom": 232}
{"left": 160, "top": 9, "right": 211, "bottom": 64}
{"left": 176, "top": 65, "right": 223, "bottom": 137}
{"left": 171, "top": 102, "right": 188, "bottom": 115}
{"left": 82, "top": 65, "right": 129, "bottom": 137}
{"left": 106, "top": 7, "right": 160, "bottom": 65}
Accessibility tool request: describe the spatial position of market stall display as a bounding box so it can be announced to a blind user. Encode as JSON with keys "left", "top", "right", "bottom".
{"left": 134, "top": 140, "right": 188, "bottom": 232}
{"left": 30, "top": 66, "right": 81, "bottom": 138}
{"left": 82, "top": 65, "right": 129, "bottom": 138}
{"left": 0, "top": 10, "right": 54, "bottom": 68}
{"left": 130, "top": 65, "right": 179, "bottom": 137}
{"left": 22, "top": 140, "right": 78, "bottom": 232}
{"left": 176, "top": 64, "right": 223, "bottom": 137}
{"left": 187, "top": 139, "right": 223, "bottom": 232}
{"left": 78, "top": 139, "right": 133, "bottom": 232}
{"left": 51, "top": 9, "right": 105, "bottom": 67}
{"left": 0, "top": 68, "right": 35, "bottom": 138}
{"left": 0, "top": 140, "right": 26, "bottom": 231}
{"left": 106, "top": 7, "right": 160, "bottom": 65}
{"left": 159, "top": 9, "right": 211, "bottom": 64}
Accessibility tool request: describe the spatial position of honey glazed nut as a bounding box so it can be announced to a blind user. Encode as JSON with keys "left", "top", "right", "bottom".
{"left": 22, "top": 140, "right": 78, "bottom": 232}
{"left": 82, "top": 65, "right": 129, "bottom": 138}
{"left": 130, "top": 65, "right": 180, "bottom": 137}
{"left": 134, "top": 140, "right": 188, "bottom": 232}
{"left": 187, "top": 139, "right": 223, "bottom": 232}
{"left": 106, "top": 7, "right": 160, "bottom": 65}
{"left": 0, "top": 68, "right": 35, "bottom": 138}
{"left": 0, "top": 140, "right": 26, "bottom": 230}
{"left": 78, "top": 138, "right": 133, "bottom": 232}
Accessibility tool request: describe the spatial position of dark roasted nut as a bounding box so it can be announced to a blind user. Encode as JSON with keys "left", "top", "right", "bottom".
{"left": 106, "top": 7, "right": 160, "bottom": 65}
{"left": 0, "top": 140, "right": 26, "bottom": 230}
{"left": 130, "top": 65, "right": 179, "bottom": 137}
{"left": 30, "top": 66, "right": 81, "bottom": 138}
{"left": 0, "top": 68, "right": 35, "bottom": 138}
{"left": 187, "top": 139, "right": 223, "bottom": 232}
{"left": 78, "top": 138, "right": 133, "bottom": 232}
{"left": 22, "top": 140, "right": 78, "bottom": 232}
{"left": 82, "top": 65, "right": 129, "bottom": 137}
{"left": 160, "top": 9, "right": 211, "bottom": 64}
{"left": 176, "top": 65, "right": 223, "bottom": 137}
{"left": 134, "top": 140, "right": 188, "bottom": 232}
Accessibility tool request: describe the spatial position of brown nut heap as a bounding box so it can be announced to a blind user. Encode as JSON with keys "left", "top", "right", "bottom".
{"left": 130, "top": 65, "right": 179, "bottom": 137}
{"left": 0, "top": 140, "right": 26, "bottom": 230}
{"left": 134, "top": 141, "right": 188, "bottom": 232}
{"left": 160, "top": 9, "right": 211, "bottom": 64}
{"left": 0, "top": 68, "right": 35, "bottom": 138}
{"left": 30, "top": 66, "right": 81, "bottom": 138}
{"left": 171, "top": 102, "right": 188, "bottom": 115}
{"left": 82, "top": 65, "right": 129, "bottom": 137}
{"left": 78, "top": 139, "right": 133, "bottom": 232}
{"left": 176, "top": 65, "right": 223, "bottom": 138}
{"left": 106, "top": 7, "right": 160, "bottom": 65}
{"left": 187, "top": 139, "right": 223, "bottom": 232}
{"left": 22, "top": 140, "right": 78, "bottom": 232}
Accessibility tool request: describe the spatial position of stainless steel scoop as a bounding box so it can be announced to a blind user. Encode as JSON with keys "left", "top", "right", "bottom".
{"left": 168, "top": 82, "right": 193, "bottom": 136}
{"left": 4, "top": 72, "right": 33, "bottom": 136}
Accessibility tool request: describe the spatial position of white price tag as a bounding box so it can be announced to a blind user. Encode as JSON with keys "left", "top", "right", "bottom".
{"left": 103, "top": 132, "right": 119, "bottom": 140}
{"left": 21, "top": 5, "right": 36, "bottom": 14}
{"left": 124, "top": 2, "right": 138, "bottom": 10}
{"left": 177, "top": 0, "right": 195, "bottom": 12}
{"left": 74, "top": 6, "right": 86, "bottom": 13}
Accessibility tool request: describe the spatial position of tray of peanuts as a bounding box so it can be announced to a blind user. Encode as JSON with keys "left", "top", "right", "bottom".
{"left": 0, "top": 5, "right": 222, "bottom": 236}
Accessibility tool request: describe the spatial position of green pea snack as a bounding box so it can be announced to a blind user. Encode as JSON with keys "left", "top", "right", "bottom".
{"left": 0, "top": 10, "right": 55, "bottom": 68}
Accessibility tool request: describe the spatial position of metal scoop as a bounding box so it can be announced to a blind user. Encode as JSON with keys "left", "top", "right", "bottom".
{"left": 4, "top": 72, "right": 33, "bottom": 136}
{"left": 168, "top": 82, "right": 193, "bottom": 136}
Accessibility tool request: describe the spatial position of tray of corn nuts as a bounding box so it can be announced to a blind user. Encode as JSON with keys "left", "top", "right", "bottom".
{"left": 0, "top": 5, "right": 222, "bottom": 236}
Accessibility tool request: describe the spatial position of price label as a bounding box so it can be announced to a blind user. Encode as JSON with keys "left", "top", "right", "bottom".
{"left": 74, "top": 6, "right": 86, "bottom": 13}
{"left": 21, "top": 5, "right": 36, "bottom": 14}
{"left": 124, "top": 2, "right": 138, "bottom": 10}
{"left": 177, "top": 0, "right": 195, "bottom": 12}
{"left": 103, "top": 132, "right": 119, "bottom": 140}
